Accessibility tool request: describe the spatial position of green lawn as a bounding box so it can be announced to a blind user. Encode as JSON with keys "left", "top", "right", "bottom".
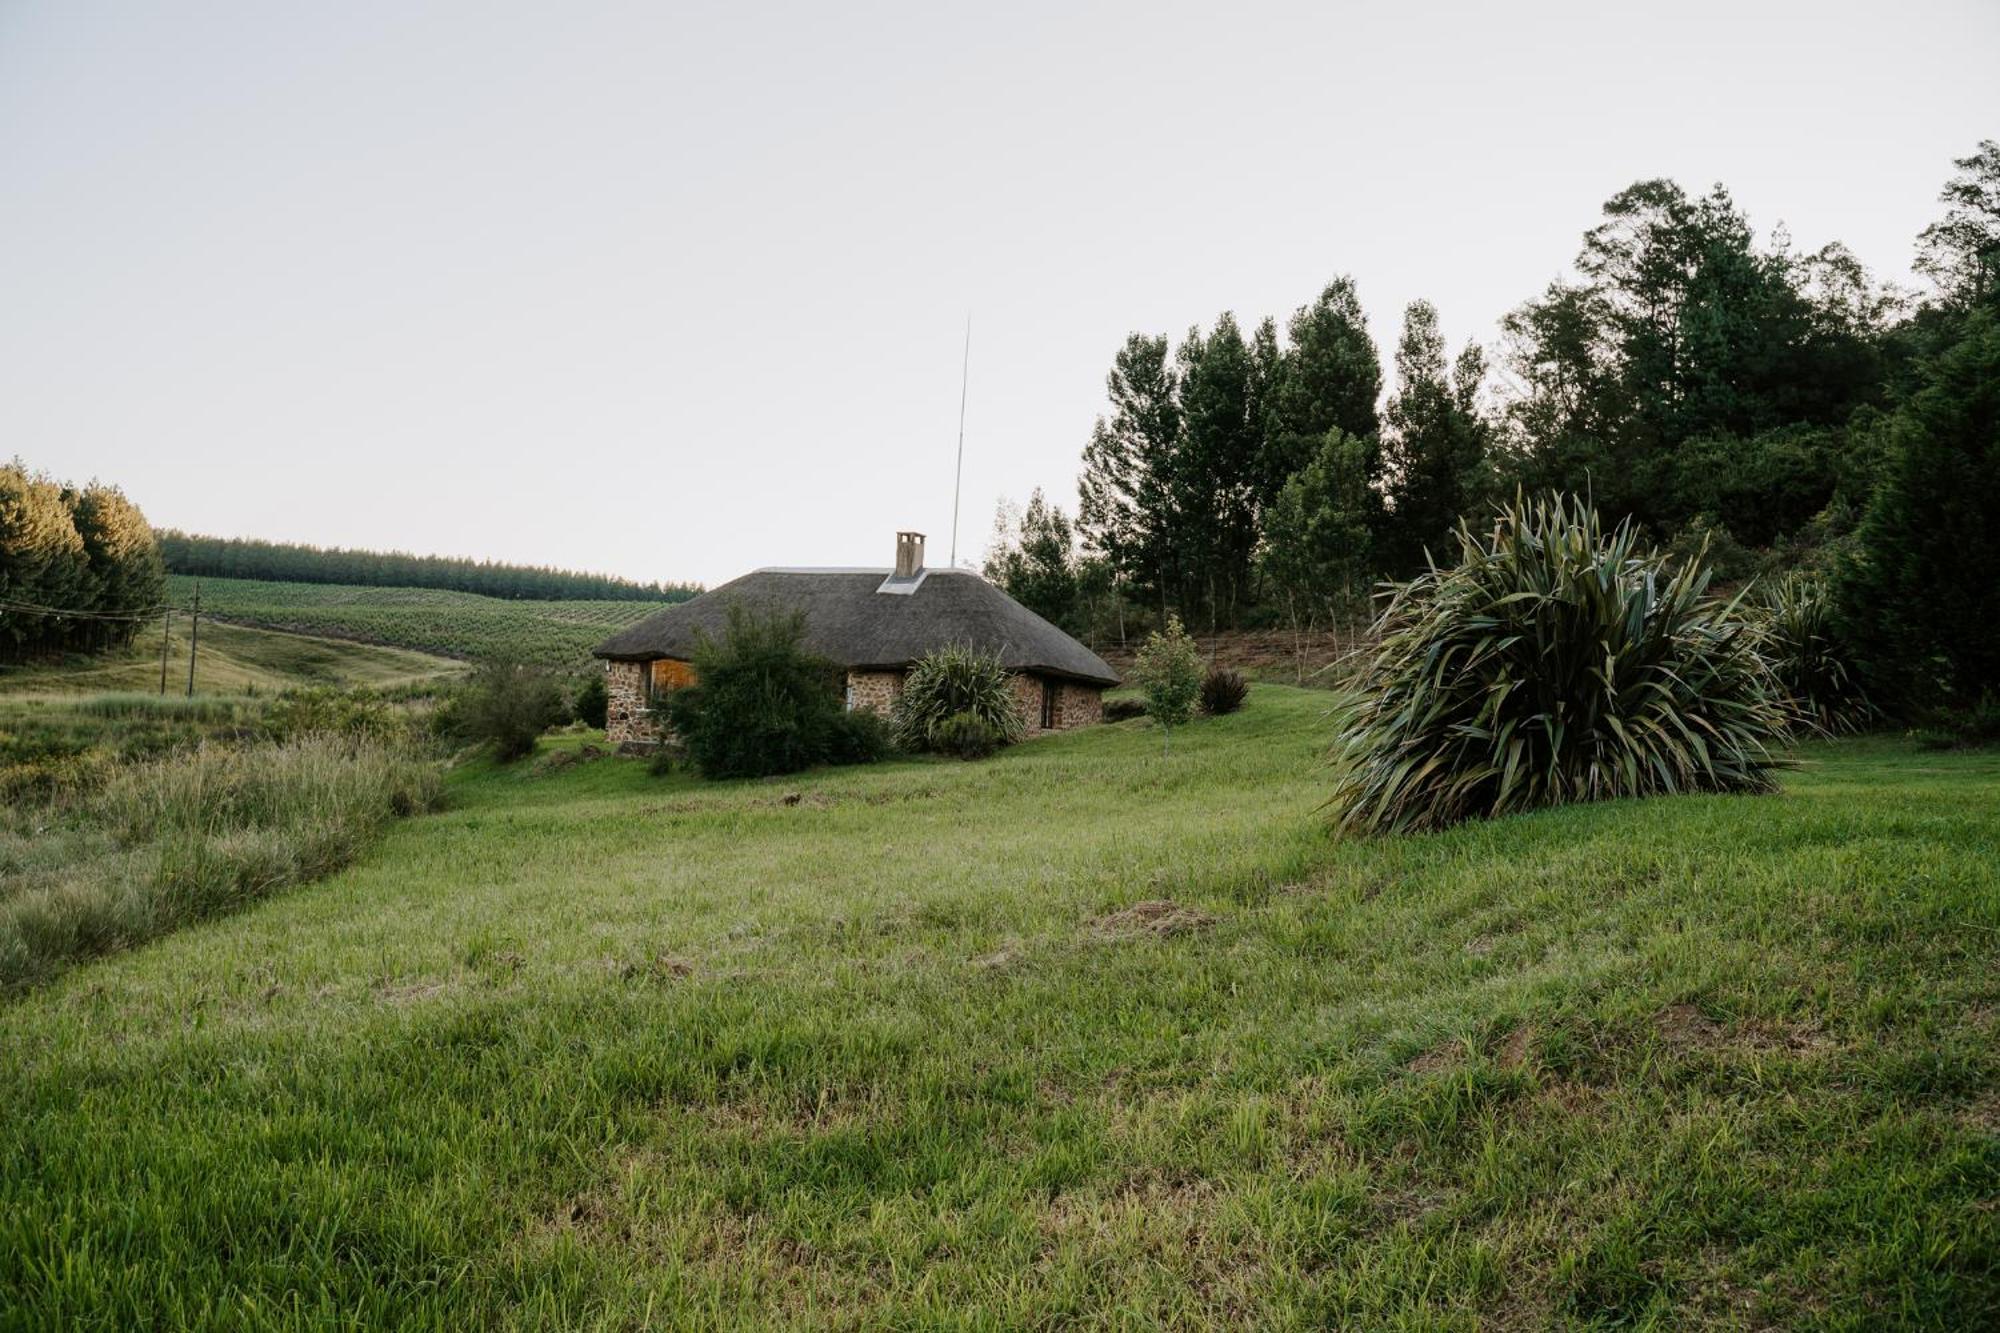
{"left": 3, "top": 687, "right": 1995, "bottom": 1328}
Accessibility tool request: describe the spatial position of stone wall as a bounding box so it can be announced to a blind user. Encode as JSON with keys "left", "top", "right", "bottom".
{"left": 845, "top": 669, "right": 906, "bottom": 717}
{"left": 1006, "top": 672, "right": 1106, "bottom": 734}
{"left": 604, "top": 660, "right": 659, "bottom": 749}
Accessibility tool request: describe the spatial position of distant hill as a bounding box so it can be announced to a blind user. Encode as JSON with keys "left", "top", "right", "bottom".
{"left": 171, "top": 575, "right": 666, "bottom": 668}
{"left": 157, "top": 531, "right": 700, "bottom": 604}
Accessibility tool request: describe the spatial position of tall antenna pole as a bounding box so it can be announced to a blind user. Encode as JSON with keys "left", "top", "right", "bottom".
{"left": 949, "top": 313, "right": 971, "bottom": 567}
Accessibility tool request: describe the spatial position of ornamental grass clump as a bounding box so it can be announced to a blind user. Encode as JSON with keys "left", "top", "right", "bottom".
{"left": 892, "top": 645, "right": 1024, "bottom": 755}
{"left": 1754, "top": 573, "right": 1871, "bottom": 736}
{"left": 1330, "top": 493, "right": 1791, "bottom": 835}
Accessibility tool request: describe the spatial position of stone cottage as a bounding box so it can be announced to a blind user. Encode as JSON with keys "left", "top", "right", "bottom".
{"left": 592, "top": 532, "right": 1119, "bottom": 748}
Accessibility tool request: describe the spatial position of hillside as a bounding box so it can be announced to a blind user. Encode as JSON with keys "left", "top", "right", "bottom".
{"left": 168, "top": 574, "right": 670, "bottom": 668}
{"left": 3, "top": 688, "right": 1994, "bottom": 1326}
{"left": 0, "top": 614, "right": 461, "bottom": 697}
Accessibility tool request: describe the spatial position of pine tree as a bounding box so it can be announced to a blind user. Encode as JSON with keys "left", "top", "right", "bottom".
{"left": 1260, "top": 277, "right": 1383, "bottom": 504}
{"left": 1077, "top": 333, "right": 1181, "bottom": 615}
{"left": 1173, "top": 313, "right": 1262, "bottom": 624}
{"left": 1380, "top": 302, "right": 1492, "bottom": 573}
{"left": 1259, "top": 430, "right": 1377, "bottom": 679}
{"left": 1836, "top": 308, "right": 2000, "bottom": 715}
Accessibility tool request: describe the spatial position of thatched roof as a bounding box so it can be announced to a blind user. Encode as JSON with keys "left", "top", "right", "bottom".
{"left": 592, "top": 568, "right": 1119, "bottom": 686}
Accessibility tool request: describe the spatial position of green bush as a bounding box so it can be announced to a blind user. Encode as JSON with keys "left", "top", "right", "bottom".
{"left": 1331, "top": 493, "right": 1791, "bottom": 835}
{"left": 826, "top": 708, "right": 896, "bottom": 766}
{"left": 1199, "top": 667, "right": 1248, "bottom": 716}
{"left": 1753, "top": 574, "right": 1870, "bottom": 735}
{"left": 451, "top": 656, "right": 566, "bottom": 762}
{"left": 892, "top": 645, "right": 1025, "bottom": 755}
{"left": 261, "top": 687, "right": 405, "bottom": 744}
{"left": 1102, "top": 696, "right": 1148, "bottom": 723}
{"left": 932, "top": 711, "right": 1001, "bottom": 760}
{"left": 570, "top": 671, "right": 608, "bottom": 730}
{"left": 663, "top": 604, "right": 852, "bottom": 780}
{"left": 1133, "top": 615, "right": 1202, "bottom": 751}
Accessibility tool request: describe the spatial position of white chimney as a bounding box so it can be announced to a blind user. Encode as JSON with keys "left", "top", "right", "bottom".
{"left": 895, "top": 531, "right": 925, "bottom": 578}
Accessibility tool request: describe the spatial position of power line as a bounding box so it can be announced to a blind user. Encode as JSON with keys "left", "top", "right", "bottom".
{"left": 0, "top": 597, "right": 175, "bottom": 623}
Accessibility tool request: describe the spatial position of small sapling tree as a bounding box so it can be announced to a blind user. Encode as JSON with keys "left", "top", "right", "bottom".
{"left": 1134, "top": 614, "right": 1201, "bottom": 753}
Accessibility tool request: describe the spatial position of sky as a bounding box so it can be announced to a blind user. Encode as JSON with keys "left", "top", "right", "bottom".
{"left": 3, "top": 2, "right": 1996, "bottom": 587}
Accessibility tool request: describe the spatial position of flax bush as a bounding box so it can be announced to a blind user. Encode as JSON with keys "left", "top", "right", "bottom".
{"left": 1753, "top": 574, "right": 1871, "bottom": 735}
{"left": 1331, "top": 493, "right": 1791, "bottom": 834}
{"left": 892, "top": 645, "right": 1024, "bottom": 755}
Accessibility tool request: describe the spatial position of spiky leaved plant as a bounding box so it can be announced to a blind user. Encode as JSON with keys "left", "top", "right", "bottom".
{"left": 892, "top": 645, "right": 1025, "bottom": 754}
{"left": 1753, "top": 573, "right": 1871, "bottom": 736}
{"left": 1331, "top": 493, "right": 1792, "bottom": 834}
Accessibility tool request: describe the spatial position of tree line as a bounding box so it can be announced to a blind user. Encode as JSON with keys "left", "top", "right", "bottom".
{"left": 1, "top": 461, "right": 166, "bottom": 661}
{"left": 156, "top": 531, "right": 701, "bottom": 604}
{"left": 988, "top": 139, "right": 2000, "bottom": 720}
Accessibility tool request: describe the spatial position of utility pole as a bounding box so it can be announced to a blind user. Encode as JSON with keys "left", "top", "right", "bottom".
{"left": 158, "top": 608, "right": 172, "bottom": 695}
{"left": 185, "top": 582, "right": 200, "bottom": 698}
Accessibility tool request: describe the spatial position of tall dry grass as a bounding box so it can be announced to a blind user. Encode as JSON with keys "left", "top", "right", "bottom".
{"left": 1, "top": 735, "right": 441, "bottom": 993}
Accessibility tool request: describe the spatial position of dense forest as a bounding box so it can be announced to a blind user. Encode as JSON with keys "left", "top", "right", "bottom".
{"left": 988, "top": 139, "right": 2000, "bottom": 720}
{"left": 0, "top": 462, "right": 165, "bottom": 661}
{"left": 156, "top": 531, "right": 701, "bottom": 604}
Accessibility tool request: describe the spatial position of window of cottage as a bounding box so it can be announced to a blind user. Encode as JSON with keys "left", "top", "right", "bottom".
{"left": 646, "top": 658, "right": 696, "bottom": 708}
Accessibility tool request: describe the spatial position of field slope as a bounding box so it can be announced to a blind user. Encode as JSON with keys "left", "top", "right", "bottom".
{"left": 0, "top": 616, "right": 461, "bottom": 697}
{"left": 168, "top": 574, "right": 672, "bottom": 667}
{"left": 2, "top": 688, "right": 1995, "bottom": 1327}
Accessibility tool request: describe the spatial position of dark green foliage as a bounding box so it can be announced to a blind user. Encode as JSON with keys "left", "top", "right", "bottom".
{"left": 1753, "top": 574, "right": 1870, "bottom": 735}
{"left": 1101, "top": 696, "right": 1147, "bottom": 723}
{"left": 1198, "top": 668, "right": 1247, "bottom": 716}
{"left": 156, "top": 530, "right": 698, "bottom": 603}
{"left": 1914, "top": 139, "right": 2000, "bottom": 307}
{"left": 1381, "top": 301, "right": 1492, "bottom": 574}
{"left": 1836, "top": 310, "right": 2000, "bottom": 714}
{"left": 1332, "top": 494, "right": 1791, "bottom": 834}
{"left": 931, "top": 711, "right": 1001, "bottom": 760}
{"left": 825, "top": 708, "right": 895, "bottom": 765}
{"left": 1, "top": 463, "right": 163, "bottom": 661}
{"left": 1500, "top": 182, "right": 1887, "bottom": 533}
{"left": 452, "top": 656, "right": 566, "bottom": 762}
{"left": 662, "top": 605, "right": 855, "bottom": 780}
{"left": 570, "top": 672, "right": 608, "bottom": 730}
{"left": 985, "top": 489, "right": 1081, "bottom": 631}
{"left": 891, "top": 645, "right": 1025, "bottom": 755}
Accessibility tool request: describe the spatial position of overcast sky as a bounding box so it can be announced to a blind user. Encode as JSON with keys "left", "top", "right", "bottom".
{"left": 3, "top": 2, "right": 1995, "bottom": 586}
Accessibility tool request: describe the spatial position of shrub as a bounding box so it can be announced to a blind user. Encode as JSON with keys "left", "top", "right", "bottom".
{"left": 932, "top": 711, "right": 1001, "bottom": 760}
{"left": 663, "top": 604, "right": 849, "bottom": 779}
{"left": 1199, "top": 667, "right": 1248, "bottom": 716}
{"left": 1330, "top": 493, "right": 1792, "bottom": 835}
{"left": 1133, "top": 615, "right": 1202, "bottom": 751}
{"left": 892, "top": 645, "right": 1025, "bottom": 755}
{"left": 1102, "top": 696, "right": 1148, "bottom": 723}
{"left": 261, "top": 687, "right": 405, "bottom": 744}
{"left": 826, "top": 707, "right": 896, "bottom": 765}
{"left": 452, "top": 656, "right": 566, "bottom": 762}
{"left": 1753, "top": 574, "right": 1870, "bottom": 735}
{"left": 570, "top": 671, "right": 608, "bottom": 730}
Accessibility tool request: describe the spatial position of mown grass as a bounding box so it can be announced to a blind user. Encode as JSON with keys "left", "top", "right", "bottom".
{"left": 2, "top": 687, "right": 1996, "bottom": 1328}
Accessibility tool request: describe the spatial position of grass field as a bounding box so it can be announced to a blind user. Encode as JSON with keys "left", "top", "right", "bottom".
{"left": 167, "top": 574, "right": 673, "bottom": 667}
{"left": 3, "top": 687, "right": 1996, "bottom": 1327}
{"left": 0, "top": 616, "right": 462, "bottom": 698}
